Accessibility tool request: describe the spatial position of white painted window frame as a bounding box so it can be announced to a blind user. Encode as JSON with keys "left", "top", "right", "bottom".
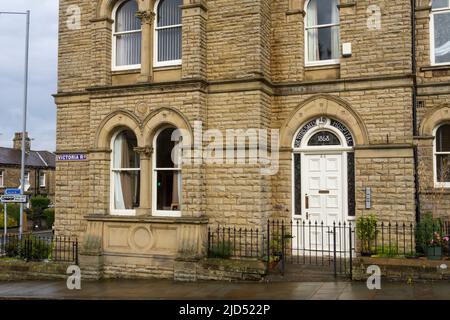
{"left": 39, "top": 172, "right": 46, "bottom": 188}
{"left": 304, "top": 0, "right": 340, "bottom": 67}
{"left": 291, "top": 122, "right": 354, "bottom": 224}
{"left": 430, "top": 2, "right": 450, "bottom": 66}
{"left": 24, "top": 171, "right": 30, "bottom": 186}
{"left": 109, "top": 131, "right": 141, "bottom": 216}
{"left": 112, "top": 0, "right": 142, "bottom": 71}
{"left": 433, "top": 124, "right": 450, "bottom": 188}
{"left": 152, "top": 126, "right": 182, "bottom": 217}
{"left": 0, "top": 170, "right": 4, "bottom": 187}
{"left": 153, "top": 0, "right": 182, "bottom": 68}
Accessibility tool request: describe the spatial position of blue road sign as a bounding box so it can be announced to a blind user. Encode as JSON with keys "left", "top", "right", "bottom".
{"left": 5, "top": 189, "right": 21, "bottom": 195}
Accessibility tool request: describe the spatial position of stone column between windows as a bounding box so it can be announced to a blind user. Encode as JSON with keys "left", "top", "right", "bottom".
{"left": 136, "top": 11, "right": 155, "bottom": 83}
{"left": 135, "top": 146, "right": 153, "bottom": 215}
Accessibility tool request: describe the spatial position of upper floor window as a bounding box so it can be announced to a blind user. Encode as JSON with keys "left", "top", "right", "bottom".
{"left": 431, "top": 0, "right": 450, "bottom": 65}
{"left": 154, "top": 0, "right": 182, "bottom": 67}
{"left": 112, "top": 0, "right": 142, "bottom": 70}
{"left": 39, "top": 172, "right": 46, "bottom": 188}
{"left": 111, "top": 130, "right": 141, "bottom": 215}
{"left": 434, "top": 124, "right": 450, "bottom": 186}
{"left": 305, "top": 0, "right": 340, "bottom": 66}
{"left": 0, "top": 170, "right": 4, "bottom": 187}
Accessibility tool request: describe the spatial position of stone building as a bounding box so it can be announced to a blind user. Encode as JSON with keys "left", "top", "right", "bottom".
{"left": 0, "top": 133, "right": 56, "bottom": 202}
{"left": 54, "top": 0, "right": 449, "bottom": 279}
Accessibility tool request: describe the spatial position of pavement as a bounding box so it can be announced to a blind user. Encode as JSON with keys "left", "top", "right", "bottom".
{"left": 0, "top": 279, "right": 449, "bottom": 300}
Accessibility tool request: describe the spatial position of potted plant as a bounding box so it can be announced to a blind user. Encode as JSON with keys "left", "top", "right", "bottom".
{"left": 427, "top": 232, "right": 449, "bottom": 260}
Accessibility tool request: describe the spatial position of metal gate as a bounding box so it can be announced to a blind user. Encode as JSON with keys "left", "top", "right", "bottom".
{"left": 266, "top": 220, "right": 355, "bottom": 278}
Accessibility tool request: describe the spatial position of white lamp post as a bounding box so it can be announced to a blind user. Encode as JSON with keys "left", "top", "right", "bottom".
{"left": 0, "top": 10, "right": 30, "bottom": 240}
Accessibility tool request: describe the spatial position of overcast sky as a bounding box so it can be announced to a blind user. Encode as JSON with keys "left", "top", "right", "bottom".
{"left": 0, "top": 0, "right": 58, "bottom": 152}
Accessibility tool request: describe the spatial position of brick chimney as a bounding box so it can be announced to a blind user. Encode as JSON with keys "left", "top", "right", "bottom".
{"left": 13, "top": 132, "right": 31, "bottom": 154}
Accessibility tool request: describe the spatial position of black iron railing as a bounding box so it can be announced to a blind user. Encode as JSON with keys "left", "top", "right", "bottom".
{"left": 207, "top": 226, "right": 264, "bottom": 259}
{"left": 358, "top": 221, "right": 450, "bottom": 258}
{"left": 266, "top": 220, "right": 354, "bottom": 277}
{"left": 0, "top": 234, "right": 78, "bottom": 264}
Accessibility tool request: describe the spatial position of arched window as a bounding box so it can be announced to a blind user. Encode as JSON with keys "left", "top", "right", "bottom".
{"left": 305, "top": 0, "right": 340, "bottom": 66}
{"left": 434, "top": 124, "right": 450, "bottom": 186}
{"left": 112, "top": 0, "right": 142, "bottom": 70}
{"left": 431, "top": 0, "right": 450, "bottom": 65}
{"left": 111, "top": 130, "right": 140, "bottom": 215}
{"left": 153, "top": 127, "right": 182, "bottom": 216}
{"left": 154, "top": 0, "right": 182, "bottom": 67}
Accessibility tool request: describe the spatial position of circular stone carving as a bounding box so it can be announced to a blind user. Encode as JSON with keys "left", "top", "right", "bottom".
{"left": 135, "top": 102, "right": 148, "bottom": 117}
{"left": 130, "top": 227, "right": 153, "bottom": 250}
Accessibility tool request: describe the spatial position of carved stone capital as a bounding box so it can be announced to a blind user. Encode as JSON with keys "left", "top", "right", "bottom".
{"left": 134, "top": 146, "right": 153, "bottom": 158}
{"left": 136, "top": 11, "right": 155, "bottom": 25}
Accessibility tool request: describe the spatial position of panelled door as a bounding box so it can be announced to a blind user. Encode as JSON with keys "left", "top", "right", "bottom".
{"left": 299, "top": 153, "right": 344, "bottom": 251}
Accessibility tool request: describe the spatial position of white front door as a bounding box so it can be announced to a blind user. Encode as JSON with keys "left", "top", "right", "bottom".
{"left": 297, "top": 153, "right": 345, "bottom": 251}
{"left": 301, "top": 153, "right": 344, "bottom": 224}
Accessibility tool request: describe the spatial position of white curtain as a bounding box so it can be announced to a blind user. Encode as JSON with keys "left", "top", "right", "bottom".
{"left": 113, "top": 134, "right": 125, "bottom": 210}
{"left": 115, "top": 0, "right": 141, "bottom": 66}
{"left": 157, "top": 0, "right": 182, "bottom": 62}
{"left": 330, "top": 0, "right": 340, "bottom": 59}
{"left": 307, "top": 0, "right": 319, "bottom": 62}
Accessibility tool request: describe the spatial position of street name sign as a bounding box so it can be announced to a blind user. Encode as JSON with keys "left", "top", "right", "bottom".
{"left": 0, "top": 195, "right": 27, "bottom": 203}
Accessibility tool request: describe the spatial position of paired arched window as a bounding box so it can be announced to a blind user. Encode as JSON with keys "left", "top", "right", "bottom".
{"left": 155, "top": 0, "right": 183, "bottom": 67}
{"left": 111, "top": 0, "right": 182, "bottom": 70}
{"left": 112, "top": 0, "right": 142, "bottom": 70}
{"left": 305, "top": 0, "right": 340, "bottom": 66}
{"left": 434, "top": 124, "right": 450, "bottom": 186}
{"left": 153, "top": 127, "right": 182, "bottom": 216}
{"left": 431, "top": 0, "right": 450, "bottom": 65}
{"left": 110, "top": 127, "right": 183, "bottom": 216}
{"left": 111, "top": 130, "right": 141, "bottom": 215}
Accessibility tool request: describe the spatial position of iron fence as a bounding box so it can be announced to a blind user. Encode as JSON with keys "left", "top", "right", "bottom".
{"left": 207, "top": 226, "right": 264, "bottom": 259}
{"left": 207, "top": 218, "right": 450, "bottom": 278}
{"left": 0, "top": 234, "right": 78, "bottom": 264}
{"left": 358, "top": 221, "right": 450, "bottom": 258}
{"left": 266, "top": 220, "right": 354, "bottom": 277}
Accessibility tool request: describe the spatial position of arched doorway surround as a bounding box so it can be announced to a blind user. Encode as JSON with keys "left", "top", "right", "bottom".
{"left": 291, "top": 116, "right": 355, "bottom": 225}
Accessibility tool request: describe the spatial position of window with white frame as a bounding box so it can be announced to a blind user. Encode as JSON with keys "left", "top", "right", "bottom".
{"left": 0, "top": 170, "right": 4, "bottom": 187}
{"left": 154, "top": 0, "right": 182, "bottom": 67}
{"left": 111, "top": 130, "right": 141, "bottom": 215}
{"left": 305, "top": 0, "right": 340, "bottom": 66}
{"left": 24, "top": 171, "right": 30, "bottom": 185}
{"left": 431, "top": 0, "right": 450, "bottom": 65}
{"left": 434, "top": 124, "right": 450, "bottom": 186}
{"left": 112, "top": 0, "right": 142, "bottom": 70}
{"left": 153, "top": 127, "right": 182, "bottom": 216}
{"left": 39, "top": 172, "right": 46, "bottom": 188}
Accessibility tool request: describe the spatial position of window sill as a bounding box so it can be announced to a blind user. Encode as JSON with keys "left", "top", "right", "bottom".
{"left": 305, "top": 63, "right": 340, "bottom": 71}
{"left": 85, "top": 214, "right": 209, "bottom": 225}
{"left": 111, "top": 69, "right": 140, "bottom": 75}
{"left": 421, "top": 64, "right": 450, "bottom": 72}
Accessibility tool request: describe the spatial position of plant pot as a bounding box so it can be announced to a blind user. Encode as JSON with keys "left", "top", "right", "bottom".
{"left": 427, "top": 246, "right": 442, "bottom": 260}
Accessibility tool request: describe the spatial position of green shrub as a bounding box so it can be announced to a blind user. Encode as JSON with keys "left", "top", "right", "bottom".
{"left": 0, "top": 213, "right": 17, "bottom": 228}
{"left": 356, "top": 214, "right": 378, "bottom": 254}
{"left": 4, "top": 235, "right": 53, "bottom": 261}
{"left": 0, "top": 204, "right": 20, "bottom": 225}
{"left": 43, "top": 208, "right": 55, "bottom": 227}
{"left": 30, "top": 196, "right": 51, "bottom": 217}
{"left": 209, "top": 241, "right": 232, "bottom": 259}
